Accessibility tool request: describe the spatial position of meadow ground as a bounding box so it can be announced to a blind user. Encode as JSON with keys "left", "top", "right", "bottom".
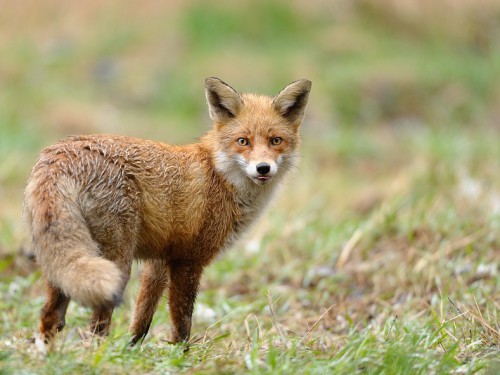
{"left": 0, "top": 1, "right": 499, "bottom": 373}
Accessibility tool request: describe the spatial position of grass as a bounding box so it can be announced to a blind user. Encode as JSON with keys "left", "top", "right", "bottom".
{"left": 1, "top": 0, "right": 499, "bottom": 373}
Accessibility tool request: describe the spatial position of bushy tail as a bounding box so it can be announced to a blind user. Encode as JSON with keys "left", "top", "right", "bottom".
{"left": 24, "top": 177, "right": 125, "bottom": 308}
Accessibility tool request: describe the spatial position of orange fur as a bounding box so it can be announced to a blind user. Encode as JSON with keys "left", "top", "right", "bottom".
{"left": 23, "top": 77, "right": 311, "bottom": 344}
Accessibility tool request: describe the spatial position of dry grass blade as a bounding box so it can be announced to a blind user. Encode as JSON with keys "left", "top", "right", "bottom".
{"left": 298, "top": 304, "right": 336, "bottom": 345}
{"left": 336, "top": 228, "right": 363, "bottom": 268}
{"left": 267, "top": 291, "right": 286, "bottom": 342}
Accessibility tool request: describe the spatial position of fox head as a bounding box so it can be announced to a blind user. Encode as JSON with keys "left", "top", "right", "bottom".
{"left": 205, "top": 77, "right": 311, "bottom": 188}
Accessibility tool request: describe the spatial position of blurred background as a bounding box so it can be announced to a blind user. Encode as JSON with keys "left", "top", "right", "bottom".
{"left": 0, "top": 0, "right": 499, "bottom": 368}
{"left": 1, "top": 0, "right": 499, "bottom": 245}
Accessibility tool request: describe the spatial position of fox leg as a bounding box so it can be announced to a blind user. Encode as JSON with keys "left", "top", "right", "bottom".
{"left": 39, "top": 281, "right": 71, "bottom": 341}
{"left": 129, "top": 260, "right": 169, "bottom": 345}
{"left": 167, "top": 261, "right": 204, "bottom": 343}
{"left": 89, "top": 255, "right": 133, "bottom": 336}
{"left": 89, "top": 306, "right": 115, "bottom": 336}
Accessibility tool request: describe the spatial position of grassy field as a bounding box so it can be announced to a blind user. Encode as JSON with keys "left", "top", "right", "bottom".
{"left": 1, "top": 0, "right": 499, "bottom": 373}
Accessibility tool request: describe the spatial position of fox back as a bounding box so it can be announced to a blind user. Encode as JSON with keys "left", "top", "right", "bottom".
{"left": 24, "top": 77, "right": 311, "bottom": 344}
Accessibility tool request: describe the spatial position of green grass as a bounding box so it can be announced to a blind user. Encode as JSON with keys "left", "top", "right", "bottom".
{"left": 1, "top": 0, "right": 499, "bottom": 373}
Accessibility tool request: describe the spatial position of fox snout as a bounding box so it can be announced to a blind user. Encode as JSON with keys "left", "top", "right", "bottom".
{"left": 256, "top": 163, "right": 271, "bottom": 175}
{"left": 245, "top": 160, "right": 278, "bottom": 185}
{"left": 254, "top": 162, "right": 272, "bottom": 184}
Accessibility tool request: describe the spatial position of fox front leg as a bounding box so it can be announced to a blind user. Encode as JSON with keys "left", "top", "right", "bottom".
{"left": 167, "top": 261, "right": 204, "bottom": 343}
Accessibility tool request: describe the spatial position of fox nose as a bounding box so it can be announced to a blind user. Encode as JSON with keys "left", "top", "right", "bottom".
{"left": 256, "top": 163, "right": 271, "bottom": 175}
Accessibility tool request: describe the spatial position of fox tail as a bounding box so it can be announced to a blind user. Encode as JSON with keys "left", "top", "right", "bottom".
{"left": 24, "top": 176, "right": 125, "bottom": 308}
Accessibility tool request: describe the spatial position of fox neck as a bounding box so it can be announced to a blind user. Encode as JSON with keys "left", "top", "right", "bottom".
{"left": 210, "top": 149, "right": 285, "bottom": 246}
{"left": 200, "top": 131, "right": 298, "bottom": 220}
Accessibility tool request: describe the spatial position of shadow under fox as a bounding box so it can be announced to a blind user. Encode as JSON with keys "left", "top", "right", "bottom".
{"left": 23, "top": 77, "right": 311, "bottom": 345}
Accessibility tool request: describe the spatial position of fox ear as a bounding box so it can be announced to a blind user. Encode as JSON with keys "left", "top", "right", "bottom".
{"left": 273, "top": 79, "right": 312, "bottom": 125}
{"left": 205, "top": 77, "right": 243, "bottom": 122}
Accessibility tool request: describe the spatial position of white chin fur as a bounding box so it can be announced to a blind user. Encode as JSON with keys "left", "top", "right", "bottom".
{"left": 250, "top": 176, "right": 273, "bottom": 185}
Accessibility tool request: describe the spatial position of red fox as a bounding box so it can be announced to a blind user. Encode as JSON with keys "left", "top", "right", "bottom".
{"left": 24, "top": 77, "right": 311, "bottom": 345}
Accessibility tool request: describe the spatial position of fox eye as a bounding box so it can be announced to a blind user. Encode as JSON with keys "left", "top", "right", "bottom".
{"left": 237, "top": 137, "right": 249, "bottom": 146}
{"left": 271, "top": 137, "right": 282, "bottom": 146}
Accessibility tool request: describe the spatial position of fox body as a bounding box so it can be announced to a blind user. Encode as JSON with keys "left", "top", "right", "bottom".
{"left": 24, "top": 77, "right": 311, "bottom": 344}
